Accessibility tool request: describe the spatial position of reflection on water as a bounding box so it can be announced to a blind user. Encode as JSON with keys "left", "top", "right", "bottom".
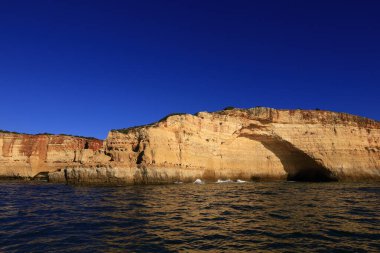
{"left": 0, "top": 181, "right": 379, "bottom": 252}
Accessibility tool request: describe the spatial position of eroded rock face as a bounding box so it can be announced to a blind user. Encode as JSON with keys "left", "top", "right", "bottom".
{"left": 102, "top": 108, "right": 380, "bottom": 182}
{"left": 0, "top": 133, "right": 106, "bottom": 177}
{"left": 1, "top": 107, "right": 379, "bottom": 183}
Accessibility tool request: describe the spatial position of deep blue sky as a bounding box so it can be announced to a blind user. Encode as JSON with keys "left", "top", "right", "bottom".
{"left": 1, "top": 0, "right": 379, "bottom": 139}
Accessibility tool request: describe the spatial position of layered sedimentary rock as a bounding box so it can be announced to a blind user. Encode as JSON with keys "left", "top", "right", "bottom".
{"left": 0, "top": 133, "right": 107, "bottom": 178}
{"left": 48, "top": 107, "right": 380, "bottom": 184}
{"left": 1, "top": 107, "right": 380, "bottom": 184}
{"left": 95, "top": 108, "right": 380, "bottom": 183}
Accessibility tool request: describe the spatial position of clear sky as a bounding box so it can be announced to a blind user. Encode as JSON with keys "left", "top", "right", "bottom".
{"left": 0, "top": 0, "right": 379, "bottom": 139}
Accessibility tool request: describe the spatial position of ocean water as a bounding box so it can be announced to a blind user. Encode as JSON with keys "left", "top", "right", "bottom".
{"left": 0, "top": 181, "right": 379, "bottom": 252}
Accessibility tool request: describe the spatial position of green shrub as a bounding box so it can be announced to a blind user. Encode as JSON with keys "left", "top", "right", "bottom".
{"left": 0, "top": 129, "right": 21, "bottom": 134}
{"left": 158, "top": 113, "right": 187, "bottom": 122}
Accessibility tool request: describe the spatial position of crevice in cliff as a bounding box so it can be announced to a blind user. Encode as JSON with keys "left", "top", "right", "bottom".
{"left": 136, "top": 150, "right": 145, "bottom": 164}
{"left": 132, "top": 136, "right": 142, "bottom": 152}
{"left": 132, "top": 142, "right": 140, "bottom": 152}
{"left": 64, "top": 168, "right": 68, "bottom": 185}
{"left": 239, "top": 131, "right": 337, "bottom": 182}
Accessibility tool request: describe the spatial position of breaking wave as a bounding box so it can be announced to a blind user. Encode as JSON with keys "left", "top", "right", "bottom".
{"left": 193, "top": 179, "right": 204, "bottom": 184}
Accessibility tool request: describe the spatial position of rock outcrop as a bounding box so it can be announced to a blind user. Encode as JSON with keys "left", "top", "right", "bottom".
{"left": 96, "top": 107, "right": 380, "bottom": 183}
{"left": 0, "top": 133, "right": 107, "bottom": 178}
{"left": 1, "top": 107, "right": 379, "bottom": 184}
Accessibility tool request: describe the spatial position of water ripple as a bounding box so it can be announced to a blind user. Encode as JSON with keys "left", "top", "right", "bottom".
{"left": 0, "top": 181, "right": 379, "bottom": 252}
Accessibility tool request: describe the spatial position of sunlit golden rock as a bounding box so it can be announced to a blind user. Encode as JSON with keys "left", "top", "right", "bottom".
{"left": 1, "top": 107, "right": 379, "bottom": 183}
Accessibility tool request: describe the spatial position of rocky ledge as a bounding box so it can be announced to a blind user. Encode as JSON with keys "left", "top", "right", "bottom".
{"left": 0, "top": 133, "right": 107, "bottom": 178}
{"left": 1, "top": 107, "right": 379, "bottom": 184}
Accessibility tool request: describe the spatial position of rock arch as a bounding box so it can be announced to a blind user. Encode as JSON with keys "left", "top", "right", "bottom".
{"left": 239, "top": 131, "right": 337, "bottom": 182}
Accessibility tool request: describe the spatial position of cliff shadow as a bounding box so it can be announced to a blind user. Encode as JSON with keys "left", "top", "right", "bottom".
{"left": 240, "top": 133, "right": 337, "bottom": 182}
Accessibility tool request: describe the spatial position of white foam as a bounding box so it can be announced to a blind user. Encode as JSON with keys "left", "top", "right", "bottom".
{"left": 174, "top": 181, "right": 183, "bottom": 184}
{"left": 193, "top": 179, "right": 204, "bottom": 184}
{"left": 216, "top": 179, "right": 233, "bottom": 183}
{"left": 236, "top": 179, "right": 247, "bottom": 183}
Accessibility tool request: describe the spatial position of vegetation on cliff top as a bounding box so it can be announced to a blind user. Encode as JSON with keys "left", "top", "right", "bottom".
{"left": 112, "top": 125, "right": 152, "bottom": 134}
{"left": 113, "top": 108, "right": 267, "bottom": 134}
{"left": 4, "top": 108, "right": 375, "bottom": 137}
{"left": 158, "top": 113, "right": 188, "bottom": 122}
{"left": 113, "top": 112, "right": 190, "bottom": 134}
{"left": 0, "top": 130, "right": 98, "bottom": 140}
{"left": 0, "top": 129, "right": 23, "bottom": 134}
{"left": 223, "top": 106, "right": 236, "bottom": 110}
{"left": 113, "top": 106, "right": 380, "bottom": 135}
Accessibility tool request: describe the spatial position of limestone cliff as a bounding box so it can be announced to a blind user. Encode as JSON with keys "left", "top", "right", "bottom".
{"left": 0, "top": 133, "right": 107, "bottom": 178}
{"left": 95, "top": 107, "right": 379, "bottom": 183}
{"left": 1, "top": 107, "right": 379, "bottom": 183}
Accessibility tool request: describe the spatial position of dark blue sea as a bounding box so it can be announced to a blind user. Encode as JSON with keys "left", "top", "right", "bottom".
{"left": 0, "top": 181, "right": 379, "bottom": 252}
